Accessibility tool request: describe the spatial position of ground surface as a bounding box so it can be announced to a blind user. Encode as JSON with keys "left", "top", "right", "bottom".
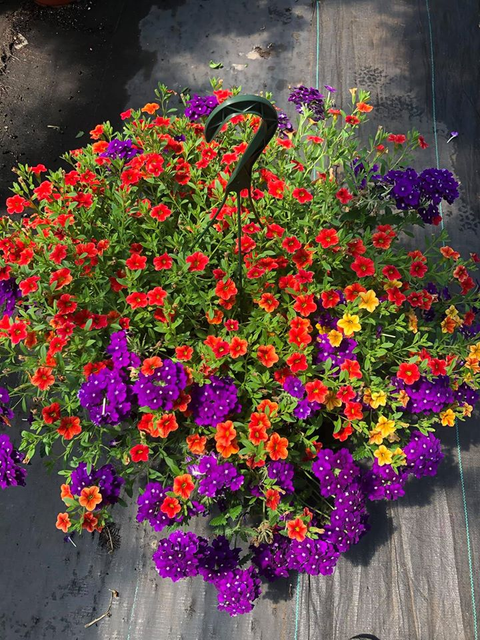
{"left": 0, "top": 1, "right": 479, "bottom": 639}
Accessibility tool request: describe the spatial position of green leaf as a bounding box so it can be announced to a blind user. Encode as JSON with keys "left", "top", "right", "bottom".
{"left": 209, "top": 60, "right": 224, "bottom": 69}
{"left": 75, "top": 131, "right": 85, "bottom": 138}
{"left": 228, "top": 505, "right": 243, "bottom": 521}
{"left": 210, "top": 514, "right": 227, "bottom": 527}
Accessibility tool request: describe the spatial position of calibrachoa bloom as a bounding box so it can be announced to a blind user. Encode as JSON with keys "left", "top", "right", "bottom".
{"left": 0, "top": 80, "right": 478, "bottom": 616}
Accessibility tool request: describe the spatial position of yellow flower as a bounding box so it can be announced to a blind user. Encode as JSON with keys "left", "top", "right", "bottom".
{"left": 445, "top": 305, "right": 460, "bottom": 319}
{"left": 327, "top": 330, "right": 343, "bottom": 347}
{"left": 464, "top": 357, "right": 480, "bottom": 373}
{"left": 383, "top": 279, "right": 402, "bottom": 290}
{"left": 407, "top": 310, "right": 418, "bottom": 334}
{"left": 440, "top": 408, "right": 455, "bottom": 427}
{"left": 469, "top": 343, "right": 480, "bottom": 359}
{"left": 397, "top": 390, "right": 410, "bottom": 408}
{"left": 324, "top": 390, "right": 342, "bottom": 411}
{"left": 370, "top": 390, "right": 387, "bottom": 409}
{"left": 377, "top": 415, "right": 396, "bottom": 438}
{"left": 337, "top": 313, "right": 361, "bottom": 336}
{"left": 393, "top": 447, "right": 407, "bottom": 465}
{"left": 349, "top": 87, "right": 358, "bottom": 100}
{"left": 358, "top": 289, "right": 379, "bottom": 313}
{"left": 463, "top": 403, "right": 474, "bottom": 417}
{"left": 363, "top": 388, "right": 373, "bottom": 405}
{"left": 374, "top": 445, "right": 393, "bottom": 466}
{"left": 316, "top": 323, "right": 330, "bottom": 334}
{"left": 368, "top": 427, "right": 384, "bottom": 445}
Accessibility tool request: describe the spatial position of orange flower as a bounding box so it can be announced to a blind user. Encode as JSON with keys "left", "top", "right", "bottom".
{"left": 141, "top": 356, "right": 163, "bottom": 376}
{"left": 266, "top": 432, "right": 289, "bottom": 460}
{"left": 57, "top": 416, "right": 82, "bottom": 440}
{"left": 173, "top": 473, "right": 195, "bottom": 500}
{"left": 206, "top": 309, "right": 224, "bottom": 324}
{"left": 79, "top": 486, "right": 103, "bottom": 511}
{"left": 265, "top": 489, "right": 280, "bottom": 510}
{"left": 356, "top": 101, "right": 373, "bottom": 112}
{"left": 160, "top": 496, "right": 181, "bottom": 518}
{"left": 186, "top": 433, "right": 207, "bottom": 455}
{"left": 229, "top": 336, "right": 248, "bottom": 359}
{"left": 89, "top": 124, "right": 104, "bottom": 140}
{"left": 141, "top": 102, "right": 160, "bottom": 114}
{"left": 257, "top": 292, "right": 279, "bottom": 313}
{"left": 31, "top": 366, "right": 55, "bottom": 391}
{"left": 249, "top": 425, "right": 268, "bottom": 446}
{"left": 286, "top": 517, "right": 308, "bottom": 542}
{"left": 60, "top": 484, "right": 73, "bottom": 501}
{"left": 82, "top": 512, "right": 99, "bottom": 533}
{"left": 55, "top": 512, "right": 71, "bottom": 533}
{"left": 256, "top": 399, "right": 279, "bottom": 416}
{"left": 216, "top": 438, "right": 239, "bottom": 458}
{"left": 91, "top": 140, "right": 109, "bottom": 154}
{"left": 257, "top": 344, "right": 279, "bottom": 368}
{"left": 154, "top": 414, "right": 179, "bottom": 438}
{"left": 215, "top": 420, "right": 237, "bottom": 447}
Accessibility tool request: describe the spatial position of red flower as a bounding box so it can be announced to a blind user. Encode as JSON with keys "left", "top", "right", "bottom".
{"left": 175, "top": 345, "right": 193, "bottom": 361}
{"left": 126, "top": 292, "right": 148, "bottom": 309}
{"left": 428, "top": 358, "right": 447, "bottom": 376}
{"left": 282, "top": 236, "right": 302, "bottom": 253}
{"left": 215, "top": 278, "right": 237, "bottom": 300}
{"left": 418, "top": 135, "right": 429, "bottom": 149}
{"left": 150, "top": 203, "right": 172, "bottom": 222}
{"left": 8, "top": 322, "right": 28, "bottom": 345}
{"left": 267, "top": 179, "right": 285, "bottom": 199}
{"left": 398, "top": 362, "right": 420, "bottom": 385}
{"left": 57, "top": 416, "right": 82, "bottom": 440}
{"left": 31, "top": 366, "right": 55, "bottom": 391}
{"left": 336, "top": 188, "right": 353, "bottom": 204}
{"left": 339, "top": 359, "right": 362, "bottom": 379}
{"left": 410, "top": 261, "right": 428, "bottom": 278}
{"left": 257, "top": 345, "right": 279, "bottom": 368}
{"left": 56, "top": 512, "right": 71, "bottom": 533}
{"left": 82, "top": 512, "right": 99, "bottom": 533}
{"left": 321, "top": 289, "right": 340, "bottom": 309}
{"left": 337, "top": 385, "right": 356, "bottom": 402}
{"left": 382, "top": 265, "right": 401, "bottom": 281}
{"left": 147, "top": 286, "right": 167, "bottom": 306}
{"left": 153, "top": 253, "right": 173, "bottom": 270}
{"left": 351, "top": 256, "right": 375, "bottom": 278}
{"left": 229, "top": 336, "right": 248, "bottom": 359}
{"left": 89, "top": 124, "right": 104, "bottom": 139}
{"left": 266, "top": 432, "right": 289, "bottom": 460}
{"left": 292, "top": 187, "right": 313, "bottom": 203}
{"left": 49, "top": 267, "right": 72, "bottom": 290}
{"left": 344, "top": 283, "right": 367, "bottom": 301}
{"left": 120, "top": 109, "right": 133, "bottom": 120}
{"left": 345, "top": 115, "right": 360, "bottom": 125}
{"left": 141, "top": 356, "right": 163, "bottom": 376}
{"left": 387, "top": 134, "right": 406, "bottom": 144}
{"left": 173, "top": 474, "right": 195, "bottom": 500}
{"left": 286, "top": 517, "right": 307, "bottom": 542}
{"left": 130, "top": 444, "right": 149, "bottom": 462}
{"left": 372, "top": 231, "right": 393, "bottom": 250}
{"left": 265, "top": 489, "right": 280, "bottom": 510}
{"left": 305, "top": 380, "right": 328, "bottom": 403}
{"left": 344, "top": 401, "right": 363, "bottom": 421}
{"left": 293, "top": 294, "right": 317, "bottom": 317}
{"left": 258, "top": 292, "right": 279, "bottom": 313}
{"left": 42, "top": 402, "right": 61, "bottom": 424}
{"left": 160, "top": 496, "right": 181, "bottom": 519}
{"left": 333, "top": 423, "right": 354, "bottom": 441}
{"left": 6, "top": 194, "right": 28, "bottom": 214}
{"left": 225, "top": 319, "right": 239, "bottom": 331}
{"left": 315, "top": 228, "right": 339, "bottom": 248}
{"left": 126, "top": 253, "right": 147, "bottom": 270}
{"left": 286, "top": 352, "right": 308, "bottom": 373}
{"left": 386, "top": 287, "right": 406, "bottom": 306}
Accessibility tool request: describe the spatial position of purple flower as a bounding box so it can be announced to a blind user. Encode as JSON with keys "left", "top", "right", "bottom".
{"left": 277, "top": 110, "right": 294, "bottom": 137}
{"left": 267, "top": 460, "right": 295, "bottom": 493}
{"left": 324, "top": 84, "right": 336, "bottom": 93}
{"left": 189, "top": 376, "right": 241, "bottom": 427}
{"left": 184, "top": 94, "right": 219, "bottom": 122}
{"left": 250, "top": 534, "right": 291, "bottom": 581}
{"left": 403, "top": 430, "right": 444, "bottom": 478}
{"left": 133, "top": 359, "right": 187, "bottom": 412}
{"left": 288, "top": 85, "right": 325, "bottom": 121}
{"left": 136, "top": 482, "right": 182, "bottom": 531}
{"left": 196, "top": 454, "right": 244, "bottom": 497}
{"left": 100, "top": 138, "right": 142, "bottom": 161}
{"left": 198, "top": 535, "right": 241, "bottom": 584}
{"left": 215, "top": 566, "right": 262, "bottom": 616}
{"left": 153, "top": 530, "right": 206, "bottom": 581}
{"left": 0, "top": 277, "right": 22, "bottom": 316}
{"left": 283, "top": 376, "right": 305, "bottom": 399}
{"left": 70, "top": 462, "right": 124, "bottom": 506}
{"left": 0, "top": 434, "right": 27, "bottom": 489}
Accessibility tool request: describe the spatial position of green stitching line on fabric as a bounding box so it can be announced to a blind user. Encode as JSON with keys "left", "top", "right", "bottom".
{"left": 425, "top": 1, "right": 478, "bottom": 637}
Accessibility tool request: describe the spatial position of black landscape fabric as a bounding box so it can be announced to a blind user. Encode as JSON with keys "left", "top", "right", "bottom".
{"left": 0, "top": 1, "right": 479, "bottom": 639}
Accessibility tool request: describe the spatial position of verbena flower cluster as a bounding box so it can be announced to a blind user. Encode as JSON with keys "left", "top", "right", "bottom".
{"left": 0, "top": 80, "right": 479, "bottom": 615}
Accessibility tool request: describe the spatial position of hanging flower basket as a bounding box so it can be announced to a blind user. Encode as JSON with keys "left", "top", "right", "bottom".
{"left": 0, "top": 79, "right": 479, "bottom": 616}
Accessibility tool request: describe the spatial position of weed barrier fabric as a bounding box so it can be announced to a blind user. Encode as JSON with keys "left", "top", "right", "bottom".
{"left": 0, "top": 0, "right": 479, "bottom": 638}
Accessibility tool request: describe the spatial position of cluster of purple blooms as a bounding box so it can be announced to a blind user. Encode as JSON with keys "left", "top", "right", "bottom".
{"left": 378, "top": 167, "right": 460, "bottom": 224}
{"left": 188, "top": 376, "right": 241, "bottom": 427}
{"left": 152, "top": 530, "right": 260, "bottom": 615}
{"left": 288, "top": 85, "right": 325, "bottom": 121}
{"left": 267, "top": 460, "right": 295, "bottom": 493}
{"left": 0, "top": 277, "right": 22, "bottom": 316}
{"left": 100, "top": 138, "right": 142, "bottom": 161}
{"left": 0, "top": 433, "right": 26, "bottom": 489}
{"left": 283, "top": 375, "right": 323, "bottom": 420}
{"left": 184, "top": 94, "right": 219, "bottom": 122}
{"left": 390, "top": 374, "right": 454, "bottom": 414}
{"left": 70, "top": 462, "right": 124, "bottom": 506}
{"left": 78, "top": 331, "right": 139, "bottom": 426}
{"left": 137, "top": 482, "right": 183, "bottom": 531}
{"left": 190, "top": 454, "right": 244, "bottom": 498}
{"left": 132, "top": 359, "right": 187, "bottom": 412}
{"left": 277, "top": 110, "right": 294, "bottom": 137}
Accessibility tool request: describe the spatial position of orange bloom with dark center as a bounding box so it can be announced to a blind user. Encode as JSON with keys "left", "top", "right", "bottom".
{"left": 266, "top": 432, "right": 289, "bottom": 461}
{"left": 206, "top": 309, "right": 224, "bottom": 324}
{"left": 356, "top": 101, "right": 373, "bottom": 112}
{"left": 257, "top": 399, "right": 279, "bottom": 416}
{"left": 293, "top": 294, "right": 317, "bottom": 317}
{"left": 49, "top": 267, "right": 73, "bottom": 290}
{"left": 257, "top": 345, "right": 279, "bottom": 368}
{"left": 215, "top": 278, "right": 238, "bottom": 301}
{"left": 175, "top": 345, "right": 194, "bottom": 361}
{"left": 339, "top": 359, "right": 363, "bottom": 379}
{"left": 186, "top": 434, "right": 207, "bottom": 455}
{"left": 160, "top": 496, "right": 181, "bottom": 518}
{"left": 397, "top": 362, "right": 420, "bottom": 385}
{"left": 344, "top": 402, "right": 364, "bottom": 421}
{"left": 56, "top": 512, "right": 71, "bottom": 533}
{"left": 154, "top": 414, "right": 179, "bottom": 438}
{"left": 258, "top": 292, "right": 279, "bottom": 313}
{"left": 215, "top": 421, "right": 237, "bottom": 447}
{"left": 82, "top": 512, "right": 99, "bottom": 533}
{"left": 173, "top": 473, "right": 195, "bottom": 500}
{"left": 141, "top": 356, "right": 163, "bottom": 376}
{"left": 286, "top": 517, "right": 308, "bottom": 542}
{"left": 57, "top": 416, "right": 82, "bottom": 440}
{"left": 79, "top": 486, "right": 103, "bottom": 511}
{"left": 229, "top": 337, "right": 248, "bottom": 359}
{"left": 305, "top": 380, "right": 328, "bottom": 403}
{"left": 265, "top": 489, "right": 280, "bottom": 510}
{"left": 286, "top": 352, "right": 308, "bottom": 374}
{"left": 249, "top": 424, "right": 268, "bottom": 446}
{"left": 216, "top": 439, "right": 239, "bottom": 458}
{"left": 31, "top": 366, "right": 55, "bottom": 391}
